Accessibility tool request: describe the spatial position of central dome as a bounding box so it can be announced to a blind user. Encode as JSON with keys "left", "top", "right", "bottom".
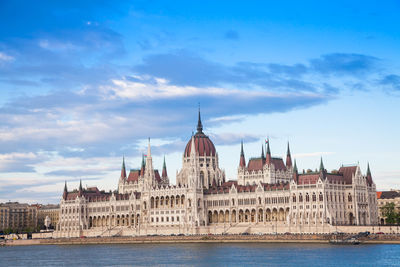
{"left": 184, "top": 110, "right": 216, "bottom": 157}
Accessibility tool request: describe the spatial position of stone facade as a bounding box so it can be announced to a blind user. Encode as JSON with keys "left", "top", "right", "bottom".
{"left": 0, "top": 202, "right": 38, "bottom": 232}
{"left": 37, "top": 204, "right": 60, "bottom": 230}
{"left": 55, "top": 111, "right": 379, "bottom": 237}
{"left": 377, "top": 190, "right": 400, "bottom": 225}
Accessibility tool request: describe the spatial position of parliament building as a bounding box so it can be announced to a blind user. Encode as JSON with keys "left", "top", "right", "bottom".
{"left": 56, "top": 111, "right": 379, "bottom": 237}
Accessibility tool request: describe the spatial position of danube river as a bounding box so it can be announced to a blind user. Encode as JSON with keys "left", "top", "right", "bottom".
{"left": 2, "top": 243, "right": 400, "bottom": 266}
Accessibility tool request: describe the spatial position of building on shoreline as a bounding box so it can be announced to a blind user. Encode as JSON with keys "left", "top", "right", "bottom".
{"left": 0, "top": 202, "right": 38, "bottom": 233}
{"left": 56, "top": 111, "right": 379, "bottom": 237}
{"left": 377, "top": 190, "right": 400, "bottom": 225}
{"left": 37, "top": 204, "right": 60, "bottom": 230}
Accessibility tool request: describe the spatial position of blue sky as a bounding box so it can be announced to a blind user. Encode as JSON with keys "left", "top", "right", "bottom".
{"left": 0, "top": 1, "right": 400, "bottom": 203}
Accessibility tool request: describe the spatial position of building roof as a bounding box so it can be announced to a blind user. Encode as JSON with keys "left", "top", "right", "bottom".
{"left": 377, "top": 191, "right": 400, "bottom": 199}
{"left": 204, "top": 181, "right": 290, "bottom": 195}
{"left": 184, "top": 110, "right": 216, "bottom": 157}
{"left": 297, "top": 173, "right": 320, "bottom": 185}
{"left": 126, "top": 169, "right": 162, "bottom": 183}
{"left": 64, "top": 186, "right": 141, "bottom": 202}
{"left": 247, "top": 158, "right": 264, "bottom": 171}
{"left": 184, "top": 132, "right": 216, "bottom": 157}
{"left": 338, "top": 166, "right": 357, "bottom": 184}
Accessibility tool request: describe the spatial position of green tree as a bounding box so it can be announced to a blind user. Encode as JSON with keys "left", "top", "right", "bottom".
{"left": 381, "top": 202, "right": 400, "bottom": 225}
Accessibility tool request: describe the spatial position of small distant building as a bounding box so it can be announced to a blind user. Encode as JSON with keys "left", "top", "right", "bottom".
{"left": 0, "top": 202, "right": 38, "bottom": 232}
{"left": 37, "top": 204, "right": 60, "bottom": 230}
{"left": 376, "top": 190, "right": 400, "bottom": 225}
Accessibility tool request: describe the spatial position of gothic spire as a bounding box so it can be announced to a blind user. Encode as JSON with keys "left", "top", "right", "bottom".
{"left": 293, "top": 159, "right": 298, "bottom": 183}
{"left": 367, "top": 162, "right": 371, "bottom": 176}
{"left": 286, "top": 142, "right": 292, "bottom": 168}
{"left": 261, "top": 143, "right": 265, "bottom": 160}
{"left": 240, "top": 140, "right": 246, "bottom": 168}
{"left": 197, "top": 106, "right": 203, "bottom": 133}
{"left": 63, "top": 181, "right": 68, "bottom": 200}
{"left": 78, "top": 179, "right": 83, "bottom": 197}
{"left": 147, "top": 137, "right": 152, "bottom": 158}
{"left": 120, "top": 156, "right": 127, "bottom": 179}
{"left": 162, "top": 156, "right": 168, "bottom": 178}
{"left": 266, "top": 139, "right": 271, "bottom": 164}
{"left": 366, "top": 162, "right": 373, "bottom": 185}
{"left": 140, "top": 153, "right": 145, "bottom": 176}
{"left": 319, "top": 157, "right": 325, "bottom": 172}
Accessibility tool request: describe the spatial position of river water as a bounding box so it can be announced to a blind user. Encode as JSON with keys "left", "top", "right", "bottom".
{"left": 1, "top": 243, "right": 400, "bottom": 266}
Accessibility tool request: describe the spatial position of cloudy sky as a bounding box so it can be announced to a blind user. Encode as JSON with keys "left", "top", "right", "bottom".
{"left": 1, "top": 1, "right": 399, "bottom": 204}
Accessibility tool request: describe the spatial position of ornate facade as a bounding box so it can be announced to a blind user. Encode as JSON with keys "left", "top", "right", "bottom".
{"left": 56, "top": 111, "right": 379, "bottom": 237}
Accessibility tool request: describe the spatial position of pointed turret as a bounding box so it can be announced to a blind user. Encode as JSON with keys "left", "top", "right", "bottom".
{"left": 147, "top": 137, "right": 151, "bottom": 158}
{"left": 190, "top": 135, "right": 196, "bottom": 157}
{"left": 162, "top": 156, "right": 168, "bottom": 178}
{"left": 366, "top": 162, "right": 373, "bottom": 185}
{"left": 293, "top": 160, "right": 298, "bottom": 183}
{"left": 261, "top": 143, "right": 265, "bottom": 160}
{"left": 197, "top": 107, "right": 203, "bottom": 133}
{"left": 78, "top": 179, "right": 83, "bottom": 197}
{"left": 239, "top": 140, "right": 246, "bottom": 168}
{"left": 120, "top": 156, "right": 127, "bottom": 179}
{"left": 286, "top": 142, "right": 292, "bottom": 168}
{"left": 140, "top": 154, "right": 145, "bottom": 176}
{"left": 266, "top": 139, "right": 272, "bottom": 165}
{"left": 144, "top": 138, "right": 155, "bottom": 183}
{"left": 63, "top": 181, "right": 68, "bottom": 200}
{"left": 319, "top": 157, "right": 325, "bottom": 172}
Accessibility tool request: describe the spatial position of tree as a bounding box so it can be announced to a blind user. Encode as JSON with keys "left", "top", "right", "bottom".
{"left": 381, "top": 202, "right": 400, "bottom": 225}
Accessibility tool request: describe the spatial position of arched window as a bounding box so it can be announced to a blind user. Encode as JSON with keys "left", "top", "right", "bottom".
{"left": 312, "top": 193, "right": 316, "bottom": 202}
{"left": 348, "top": 193, "right": 352, "bottom": 202}
{"left": 306, "top": 193, "right": 310, "bottom": 202}
{"left": 299, "top": 193, "right": 303, "bottom": 202}
{"left": 292, "top": 194, "right": 296, "bottom": 202}
{"left": 200, "top": 171, "right": 204, "bottom": 187}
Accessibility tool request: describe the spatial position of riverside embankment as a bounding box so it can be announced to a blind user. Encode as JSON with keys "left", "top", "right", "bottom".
{"left": 4, "top": 233, "right": 400, "bottom": 246}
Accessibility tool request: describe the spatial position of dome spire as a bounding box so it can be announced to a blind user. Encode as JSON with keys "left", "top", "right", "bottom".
{"left": 197, "top": 105, "right": 203, "bottom": 133}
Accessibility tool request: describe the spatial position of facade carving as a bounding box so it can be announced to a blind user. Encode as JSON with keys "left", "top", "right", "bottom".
{"left": 56, "top": 111, "right": 379, "bottom": 237}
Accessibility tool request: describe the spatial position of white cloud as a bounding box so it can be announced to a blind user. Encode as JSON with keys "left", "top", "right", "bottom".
{"left": 0, "top": 52, "right": 14, "bottom": 62}
{"left": 101, "top": 76, "right": 324, "bottom": 100}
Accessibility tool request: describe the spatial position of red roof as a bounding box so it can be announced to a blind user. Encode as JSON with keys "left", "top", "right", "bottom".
{"left": 127, "top": 169, "right": 162, "bottom": 183}
{"left": 246, "top": 157, "right": 286, "bottom": 171}
{"left": 377, "top": 191, "right": 382, "bottom": 199}
{"left": 338, "top": 166, "right": 357, "bottom": 184}
{"left": 247, "top": 158, "right": 264, "bottom": 171}
{"left": 127, "top": 170, "right": 141, "bottom": 182}
{"left": 297, "top": 174, "right": 320, "bottom": 185}
{"left": 271, "top": 158, "right": 286, "bottom": 171}
{"left": 154, "top": 170, "right": 161, "bottom": 183}
{"left": 204, "top": 181, "right": 290, "bottom": 195}
{"left": 184, "top": 132, "right": 216, "bottom": 157}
